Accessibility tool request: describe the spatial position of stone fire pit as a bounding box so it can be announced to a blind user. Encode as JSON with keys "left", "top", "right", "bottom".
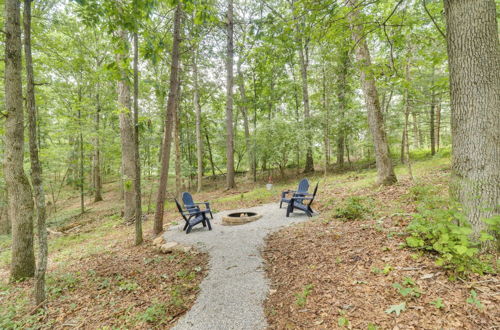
{"left": 222, "top": 211, "right": 262, "bottom": 225}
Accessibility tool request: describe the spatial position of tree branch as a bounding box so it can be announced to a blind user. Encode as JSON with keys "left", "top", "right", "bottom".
{"left": 422, "top": 0, "right": 446, "bottom": 40}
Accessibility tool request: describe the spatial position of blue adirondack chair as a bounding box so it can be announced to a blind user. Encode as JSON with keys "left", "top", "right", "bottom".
{"left": 175, "top": 198, "right": 211, "bottom": 234}
{"left": 286, "top": 182, "right": 318, "bottom": 217}
{"left": 280, "top": 178, "right": 310, "bottom": 208}
{"left": 182, "top": 192, "right": 213, "bottom": 219}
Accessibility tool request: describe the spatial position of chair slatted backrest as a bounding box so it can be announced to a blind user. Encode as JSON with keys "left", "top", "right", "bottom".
{"left": 308, "top": 183, "right": 319, "bottom": 206}
{"left": 174, "top": 199, "right": 188, "bottom": 222}
{"left": 182, "top": 192, "right": 195, "bottom": 208}
{"left": 297, "top": 178, "right": 310, "bottom": 194}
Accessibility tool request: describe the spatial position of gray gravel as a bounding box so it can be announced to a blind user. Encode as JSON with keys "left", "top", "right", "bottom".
{"left": 165, "top": 203, "right": 310, "bottom": 330}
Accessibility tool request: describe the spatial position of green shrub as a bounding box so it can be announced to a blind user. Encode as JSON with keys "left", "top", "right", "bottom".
{"left": 405, "top": 207, "right": 493, "bottom": 275}
{"left": 136, "top": 302, "right": 168, "bottom": 324}
{"left": 333, "top": 196, "right": 373, "bottom": 220}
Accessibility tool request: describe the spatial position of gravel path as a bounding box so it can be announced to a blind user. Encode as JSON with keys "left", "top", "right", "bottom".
{"left": 165, "top": 203, "right": 310, "bottom": 330}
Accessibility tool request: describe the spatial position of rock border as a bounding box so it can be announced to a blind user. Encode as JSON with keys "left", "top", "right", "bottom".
{"left": 221, "top": 212, "right": 262, "bottom": 225}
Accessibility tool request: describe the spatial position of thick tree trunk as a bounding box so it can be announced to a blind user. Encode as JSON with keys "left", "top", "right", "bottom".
{"left": 154, "top": 3, "right": 182, "bottom": 235}
{"left": 117, "top": 30, "right": 135, "bottom": 222}
{"left": 193, "top": 52, "right": 203, "bottom": 193}
{"left": 347, "top": 0, "right": 397, "bottom": 185}
{"left": 0, "top": 195, "right": 9, "bottom": 235}
{"left": 4, "top": 0, "right": 35, "bottom": 281}
{"left": 445, "top": 0, "right": 500, "bottom": 240}
{"left": 24, "top": 0, "right": 48, "bottom": 304}
{"left": 132, "top": 31, "right": 142, "bottom": 245}
{"left": 225, "top": 0, "right": 236, "bottom": 189}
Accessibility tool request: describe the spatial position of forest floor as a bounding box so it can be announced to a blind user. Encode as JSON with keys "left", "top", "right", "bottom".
{"left": 0, "top": 151, "right": 498, "bottom": 328}
{"left": 263, "top": 157, "right": 499, "bottom": 329}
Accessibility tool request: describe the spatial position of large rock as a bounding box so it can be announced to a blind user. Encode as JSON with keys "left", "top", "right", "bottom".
{"left": 152, "top": 236, "right": 165, "bottom": 247}
{"left": 160, "top": 242, "right": 180, "bottom": 253}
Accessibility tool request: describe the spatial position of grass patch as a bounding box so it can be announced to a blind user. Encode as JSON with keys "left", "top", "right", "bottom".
{"left": 333, "top": 196, "right": 374, "bottom": 221}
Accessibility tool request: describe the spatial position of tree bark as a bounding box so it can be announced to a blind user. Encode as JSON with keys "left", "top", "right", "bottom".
{"left": 77, "top": 88, "right": 85, "bottom": 215}
{"left": 237, "top": 62, "right": 253, "bottom": 181}
{"left": 154, "top": 3, "right": 182, "bottom": 235}
{"left": 336, "top": 50, "right": 350, "bottom": 168}
{"left": 430, "top": 96, "right": 436, "bottom": 155}
{"left": 93, "top": 78, "right": 103, "bottom": 202}
{"left": 204, "top": 129, "right": 216, "bottom": 178}
{"left": 4, "top": 0, "right": 35, "bottom": 281}
{"left": 346, "top": 0, "right": 397, "bottom": 185}
{"left": 132, "top": 30, "right": 142, "bottom": 245}
{"left": 24, "top": 0, "right": 48, "bottom": 304}
{"left": 322, "top": 64, "right": 329, "bottom": 175}
{"left": 0, "top": 193, "right": 9, "bottom": 235}
{"left": 117, "top": 30, "right": 135, "bottom": 222}
{"left": 193, "top": 52, "right": 203, "bottom": 193}
{"left": 293, "top": 6, "right": 314, "bottom": 173}
{"left": 402, "top": 60, "right": 413, "bottom": 180}
{"left": 445, "top": 0, "right": 500, "bottom": 240}
{"left": 225, "top": 0, "right": 236, "bottom": 189}
{"left": 435, "top": 101, "right": 441, "bottom": 151}
{"left": 430, "top": 67, "right": 436, "bottom": 155}
{"left": 174, "top": 75, "right": 182, "bottom": 199}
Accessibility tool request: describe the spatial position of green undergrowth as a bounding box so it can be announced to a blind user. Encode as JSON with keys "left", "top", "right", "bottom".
{"left": 404, "top": 183, "right": 498, "bottom": 276}
{"left": 333, "top": 196, "right": 374, "bottom": 221}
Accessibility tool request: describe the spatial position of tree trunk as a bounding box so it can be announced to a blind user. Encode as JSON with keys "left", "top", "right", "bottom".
{"left": 430, "top": 67, "right": 436, "bottom": 156}
{"left": 132, "top": 31, "right": 142, "bottom": 245}
{"left": 403, "top": 60, "right": 414, "bottom": 180}
{"left": 204, "top": 129, "right": 216, "bottom": 178}
{"left": 93, "top": 78, "right": 103, "bottom": 202}
{"left": 435, "top": 101, "right": 441, "bottom": 151}
{"left": 237, "top": 62, "right": 253, "bottom": 180}
{"left": 4, "top": 0, "right": 35, "bottom": 281}
{"left": 336, "top": 50, "right": 349, "bottom": 168}
{"left": 193, "top": 52, "right": 203, "bottom": 193}
{"left": 445, "top": 0, "right": 500, "bottom": 240}
{"left": 322, "top": 64, "right": 329, "bottom": 175}
{"left": 117, "top": 30, "right": 135, "bottom": 222}
{"left": 0, "top": 194, "right": 9, "bottom": 235}
{"left": 174, "top": 76, "right": 182, "bottom": 199}
{"left": 77, "top": 88, "right": 85, "bottom": 214}
{"left": 24, "top": 0, "right": 48, "bottom": 304}
{"left": 293, "top": 9, "right": 314, "bottom": 173}
{"left": 430, "top": 96, "right": 436, "bottom": 156}
{"left": 225, "top": 0, "right": 236, "bottom": 189}
{"left": 154, "top": 3, "right": 182, "bottom": 235}
{"left": 346, "top": 0, "right": 397, "bottom": 185}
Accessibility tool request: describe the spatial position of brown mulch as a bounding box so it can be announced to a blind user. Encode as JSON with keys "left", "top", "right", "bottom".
{"left": 5, "top": 239, "right": 208, "bottom": 329}
{"left": 263, "top": 177, "right": 499, "bottom": 329}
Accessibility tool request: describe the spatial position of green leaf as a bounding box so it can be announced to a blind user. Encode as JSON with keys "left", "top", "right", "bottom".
{"left": 431, "top": 298, "right": 445, "bottom": 309}
{"left": 454, "top": 245, "right": 467, "bottom": 255}
{"left": 406, "top": 237, "right": 424, "bottom": 247}
{"left": 338, "top": 317, "right": 350, "bottom": 327}
{"left": 385, "top": 302, "right": 406, "bottom": 316}
{"left": 479, "top": 232, "right": 494, "bottom": 242}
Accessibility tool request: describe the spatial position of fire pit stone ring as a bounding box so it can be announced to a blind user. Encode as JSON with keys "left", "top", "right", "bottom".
{"left": 222, "top": 211, "right": 262, "bottom": 225}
